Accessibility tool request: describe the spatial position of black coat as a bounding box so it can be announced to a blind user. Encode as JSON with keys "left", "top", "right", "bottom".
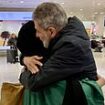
{"left": 17, "top": 21, "right": 47, "bottom": 64}
{"left": 20, "top": 17, "right": 97, "bottom": 105}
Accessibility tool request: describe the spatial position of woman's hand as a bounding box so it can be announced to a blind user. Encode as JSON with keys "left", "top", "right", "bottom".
{"left": 23, "top": 56, "right": 43, "bottom": 74}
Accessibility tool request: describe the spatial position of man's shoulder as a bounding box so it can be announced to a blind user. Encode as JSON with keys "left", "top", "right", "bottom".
{"left": 57, "top": 35, "right": 78, "bottom": 45}
{"left": 52, "top": 35, "right": 75, "bottom": 50}
{"left": 52, "top": 35, "right": 89, "bottom": 51}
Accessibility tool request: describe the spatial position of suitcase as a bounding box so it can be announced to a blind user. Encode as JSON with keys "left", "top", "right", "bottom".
{"left": 7, "top": 47, "right": 18, "bottom": 63}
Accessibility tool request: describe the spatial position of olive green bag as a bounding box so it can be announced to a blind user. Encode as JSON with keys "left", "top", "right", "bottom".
{"left": 80, "top": 78, "right": 104, "bottom": 105}
{"left": 23, "top": 81, "right": 66, "bottom": 105}
{"left": 23, "top": 79, "right": 104, "bottom": 105}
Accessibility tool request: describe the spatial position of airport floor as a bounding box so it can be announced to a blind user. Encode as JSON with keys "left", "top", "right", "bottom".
{"left": 0, "top": 51, "right": 105, "bottom": 101}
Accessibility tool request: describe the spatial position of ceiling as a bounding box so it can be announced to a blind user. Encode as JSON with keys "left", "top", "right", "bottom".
{"left": 0, "top": 0, "right": 105, "bottom": 21}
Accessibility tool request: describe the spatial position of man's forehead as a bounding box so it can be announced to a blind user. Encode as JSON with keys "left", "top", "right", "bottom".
{"left": 34, "top": 20, "right": 44, "bottom": 32}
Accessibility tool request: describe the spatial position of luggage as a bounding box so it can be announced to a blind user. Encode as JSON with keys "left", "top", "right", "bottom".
{"left": 0, "top": 82, "right": 24, "bottom": 105}
{"left": 7, "top": 46, "right": 18, "bottom": 63}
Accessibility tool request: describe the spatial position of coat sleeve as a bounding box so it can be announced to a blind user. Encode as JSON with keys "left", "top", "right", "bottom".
{"left": 19, "top": 43, "right": 86, "bottom": 91}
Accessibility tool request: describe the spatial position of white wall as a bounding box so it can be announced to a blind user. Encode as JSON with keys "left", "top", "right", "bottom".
{"left": 0, "top": 20, "right": 27, "bottom": 36}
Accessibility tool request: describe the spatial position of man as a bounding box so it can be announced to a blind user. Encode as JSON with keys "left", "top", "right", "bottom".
{"left": 20, "top": 2, "right": 104, "bottom": 105}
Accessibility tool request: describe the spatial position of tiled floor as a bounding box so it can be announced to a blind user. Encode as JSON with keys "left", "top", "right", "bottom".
{"left": 0, "top": 51, "right": 105, "bottom": 101}
{"left": 0, "top": 56, "right": 22, "bottom": 85}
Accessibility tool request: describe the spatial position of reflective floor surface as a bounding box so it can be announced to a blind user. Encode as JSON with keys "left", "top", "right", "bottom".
{"left": 0, "top": 51, "right": 105, "bottom": 101}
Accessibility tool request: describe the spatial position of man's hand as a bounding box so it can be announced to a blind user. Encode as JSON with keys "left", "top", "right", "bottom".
{"left": 23, "top": 56, "right": 43, "bottom": 74}
{"left": 97, "top": 75, "right": 105, "bottom": 87}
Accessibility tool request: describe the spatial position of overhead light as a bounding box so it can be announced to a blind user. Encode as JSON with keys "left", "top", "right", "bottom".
{"left": 20, "top": 1, "right": 24, "bottom": 3}
{"left": 61, "top": 2, "right": 64, "bottom": 5}
{"left": 97, "top": 3, "right": 101, "bottom": 6}
{"left": 100, "top": 12, "right": 104, "bottom": 14}
{"left": 94, "top": 12, "right": 98, "bottom": 14}
{"left": 80, "top": 8, "right": 83, "bottom": 11}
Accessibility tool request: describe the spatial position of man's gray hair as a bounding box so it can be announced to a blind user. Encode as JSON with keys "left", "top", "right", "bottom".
{"left": 32, "top": 2, "right": 68, "bottom": 31}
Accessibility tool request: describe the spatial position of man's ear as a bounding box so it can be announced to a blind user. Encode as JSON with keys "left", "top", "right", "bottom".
{"left": 48, "top": 27, "right": 57, "bottom": 38}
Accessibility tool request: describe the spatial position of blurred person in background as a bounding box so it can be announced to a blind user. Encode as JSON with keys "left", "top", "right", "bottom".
{"left": 8, "top": 33, "right": 17, "bottom": 47}
{"left": 7, "top": 33, "right": 18, "bottom": 63}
